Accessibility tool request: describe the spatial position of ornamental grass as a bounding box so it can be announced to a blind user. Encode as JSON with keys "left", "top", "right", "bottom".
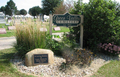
{"left": 14, "top": 18, "right": 46, "bottom": 57}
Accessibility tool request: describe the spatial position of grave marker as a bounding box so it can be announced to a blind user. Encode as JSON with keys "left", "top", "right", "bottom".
{"left": 53, "top": 27, "right": 60, "bottom": 31}
{"left": 0, "top": 28, "right": 6, "bottom": 34}
{"left": 40, "top": 28, "right": 47, "bottom": 32}
{"left": 8, "top": 26, "right": 16, "bottom": 30}
{"left": 0, "top": 12, "right": 6, "bottom": 24}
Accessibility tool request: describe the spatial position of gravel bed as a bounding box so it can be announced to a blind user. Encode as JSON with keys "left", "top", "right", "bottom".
{"left": 10, "top": 53, "right": 120, "bottom": 77}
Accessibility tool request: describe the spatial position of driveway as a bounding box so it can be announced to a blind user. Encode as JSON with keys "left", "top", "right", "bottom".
{"left": 0, "top": 32, "right": 65, "bottom": 50}
{"left": 0, "top": 37, "right": 16, "bottom": 50}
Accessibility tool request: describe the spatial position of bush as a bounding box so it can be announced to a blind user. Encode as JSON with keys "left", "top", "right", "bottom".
{"left": 60, "top": 47, "right": 93, "bottom": 70}
{"left": 98, "top": 43, "right": 120, "bottom": 56}
{"left": 70, "top": 0, "right": 120, "bottom": 53}
{"left": 62, "top": 32, "right": 79, "bottom": 48}
{"left": 45, "top": 34, "right": 63, "bottom": 56}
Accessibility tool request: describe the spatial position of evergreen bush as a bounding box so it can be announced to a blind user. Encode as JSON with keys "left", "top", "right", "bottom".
{"left": 70, "top": 0, "right": 120, "bottom": 55}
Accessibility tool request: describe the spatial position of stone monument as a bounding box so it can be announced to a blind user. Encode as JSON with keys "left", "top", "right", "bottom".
{"left": 25, "top": 48, "right": 54, "bottom": 66}
{"left": 0, "top": 28, "right": 6, "bottom": 34}
{"left": 0, "top": 12, "right": 6, "bottom": 23}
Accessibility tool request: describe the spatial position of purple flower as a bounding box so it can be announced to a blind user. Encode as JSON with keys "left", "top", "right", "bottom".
{"left": 105, "top": 48, "right": 107, "bottom": 51}
{"left": 109, "top": 43, "right": 112, "bottom": 46}
{"left": 67, "top": 35, "right": 69, "bottom": 37}
{"left": 109, "top": 47, "right": 112, "bottom": 50}
{"left": 111, "top": 51, "right": 113, "bottom": 53}
{"left": 118, "top": 47, "right": 120, "bottom": 51}
{"left": 113, "top": 45, "right": 118, "bottom": 51}
{"left": 103, "top": 43, "right": 107, "bottom": 46}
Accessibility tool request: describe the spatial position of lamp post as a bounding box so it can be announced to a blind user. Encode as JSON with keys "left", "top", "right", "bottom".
{"left": 49, "top": 11, "right": 52, "bottom": 35}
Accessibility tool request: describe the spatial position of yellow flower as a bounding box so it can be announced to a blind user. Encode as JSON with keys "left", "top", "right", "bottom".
{"left": 95, "top": 54, "right": 97, "bottom": 56}
{"left": 90, "top": 51, "right": 93, "bottom": 54}
{"left": 71, "top": 54, "right": 73, "bottom": 56}
{"left": 77, "top": 50, "right": 79, "bottom": 52}
{"left": 83, "top": 49, "right": 85, "bottom": 51}
{"left": 79, "top": 51, "right": 81, "bottom": 54}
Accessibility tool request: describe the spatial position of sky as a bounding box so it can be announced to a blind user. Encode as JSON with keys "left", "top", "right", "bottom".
{"left": 0, "top": 0, "right": 120, "bottom": 12}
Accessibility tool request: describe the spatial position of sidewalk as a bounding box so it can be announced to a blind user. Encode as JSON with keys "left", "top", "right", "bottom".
{"left": 0, "top": 37, "right": 16, "bottom": 50}
{"left": 0, "top": 33, "right": 65, "bottom": 50}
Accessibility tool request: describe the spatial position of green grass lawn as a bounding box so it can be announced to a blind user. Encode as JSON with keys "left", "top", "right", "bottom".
{"left": 0, "top": 48, "right": 35, "bottom": 77}
{"left": 0, "top": 23, "right": 8, "bottom": 29}
{"left": 0, "top": 22, "right": 70, "bottom": 37}
{"left": 43, "top": 22, "right": 70, "bottom": 33}
{"left": 0, "top": 23, "right": 15, "bottom": 37}
{"left": 91, "top": 60, "right": 120, "bottom": 77}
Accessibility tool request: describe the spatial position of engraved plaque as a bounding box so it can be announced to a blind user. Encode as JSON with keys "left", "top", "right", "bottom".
{"left": 33, "top": 54, "right": 48, "bottom": 65}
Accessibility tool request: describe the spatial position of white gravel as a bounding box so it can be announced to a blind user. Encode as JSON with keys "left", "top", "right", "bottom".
{"left": 10, "top": 53, "right": 120, "bottom": 77}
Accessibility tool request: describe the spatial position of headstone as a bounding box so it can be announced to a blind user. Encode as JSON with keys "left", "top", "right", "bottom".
{"left": 7, "top": 16, "right": 12, "bottom": 23}
{"left": 53, "top": 27, "right": 61, "bottom": 31}
{"left": 40, "top": 28, "right": 47, "bottom": 32}
{"left": 8, "top": 26, "right": 16, "bottom": 30}
{"left": 25, "top": 48, "right": 54, "bottom": 66}
{"left": 5, "top": 23, "right": 10, "bottom": 26}
{"left": 0, "top": 12, "right": 6, "bottom": 23}
{"left": 0, "top": 28, "right": 6, "bottom": 34}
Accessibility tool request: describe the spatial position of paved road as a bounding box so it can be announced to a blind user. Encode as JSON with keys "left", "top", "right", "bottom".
{"left": 0, "top": 33, "right": 64, "bottom": 50}
{"left": 0, "top": 37, "right": 16, "bottom": 50}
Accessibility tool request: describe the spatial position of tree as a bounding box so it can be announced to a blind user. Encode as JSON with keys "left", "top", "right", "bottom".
{"left": 42, "top": 0, "right": 62, "bottom": 15}
{"left": 0, "top": 6, "right": 6, "bottom": 13}
{"left": 20, "top": 9, "right": 27, "bottom": 15}
{"left": 16, "top": 10, "right": 20, "bottom": 15}
{"left": 5, "top": 0, "right": 17, "bottom": 16}
{"left": 64, "top": 0, "right": 74, "bottom": 12}
{"left": 54, "top": 0, "right": 74, "bottom": 14}
{"left": 70, "top": 0, "right": 120, "bottom": 51}
{"left": 54, "top": 1, "right": 66, "bottom": 14}
{"left": 29, "top": 6, "right": 41, "bottom": 18}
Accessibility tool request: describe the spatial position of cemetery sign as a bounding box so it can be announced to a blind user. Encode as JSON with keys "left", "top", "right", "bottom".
{"left": 49, "top": 12, "right": 84, "bottom": 48}
{"left": 53, "top": 13, "right": 82, "bottom": 27}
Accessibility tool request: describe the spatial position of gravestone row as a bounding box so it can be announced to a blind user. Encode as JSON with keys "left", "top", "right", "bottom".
{"left": 0, "top": 26, "right": 16, "bottom": 34}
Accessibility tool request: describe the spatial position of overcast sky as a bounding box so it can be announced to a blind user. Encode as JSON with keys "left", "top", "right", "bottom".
{"left": 0, "top": 0, "right": 120, "bottom": 12}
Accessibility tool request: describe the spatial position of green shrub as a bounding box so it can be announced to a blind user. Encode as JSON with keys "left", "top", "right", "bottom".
{"left": 70, "top": 0, "right": 120, "bottom": 53}
{"left": 45, "top": 34, "right": 63, "bottom": 56}
{"left": 62, "top": 32, "right": 79, "bottom": 48}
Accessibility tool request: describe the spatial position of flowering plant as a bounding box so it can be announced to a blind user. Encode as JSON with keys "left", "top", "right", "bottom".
{"left": 98, "top": 42, "right": 120, "bottom": 56}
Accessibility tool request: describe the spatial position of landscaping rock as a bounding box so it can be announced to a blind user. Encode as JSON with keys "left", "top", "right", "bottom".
{"left": 25, "top": 48, "right": 54, "bottom": 66}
